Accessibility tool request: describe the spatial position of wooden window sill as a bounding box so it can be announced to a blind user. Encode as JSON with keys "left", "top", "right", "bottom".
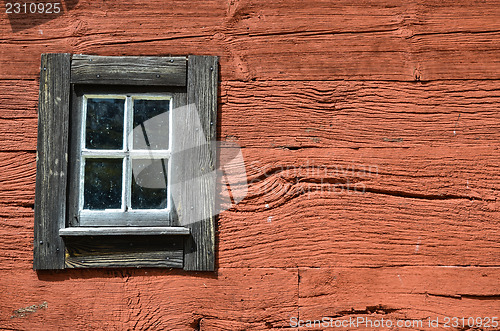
{"left": 59, "top": 227, "right": 190, "bottom": 237}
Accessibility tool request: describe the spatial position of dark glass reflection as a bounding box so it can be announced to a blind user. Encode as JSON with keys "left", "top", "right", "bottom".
{"left": 84, "top": 158, "right": 123, "bottom": 210}
{"left": 86, "top": 98, "right": 125, "bottom": 149}
{"left": 133, "top": 99, "right": 170, "bottom": 150}
{"left": 131, "top": 159, "right": 168, "bottom": 209}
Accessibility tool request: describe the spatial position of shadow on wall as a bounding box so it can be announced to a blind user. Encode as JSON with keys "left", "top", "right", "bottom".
{"left": 3, "top": 0, "right": 79, "bottom": 32}
{"left": 36, "top": 267, "right": 219, "bottom": 281}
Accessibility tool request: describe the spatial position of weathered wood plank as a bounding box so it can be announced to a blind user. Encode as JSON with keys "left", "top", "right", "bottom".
{"left": 0, "top": 0, "right": 499, "bottom": 81}
{"left": 236, "top": 146, "right": 500, "bottom": 204}
{"left": 3, "top": 80, "right": 500, "bottom": 151}
{"left": 299, "top": 267, "right": 500, "bottom": 325}
{"left": 2, "top": 144, "right": 499, "bottom": 268}
{"left": 0, "top": 268, "right": 297, "bottom": 329}
{"left": 71, "top": 55, "right": 187, "bottom": 86}
{"left": 33, "top": 53, "right": 70, "bottom": 270}
{"left": 64, "top": 236, "right": 184, "bottom": 269}
{"left": 220, "top": 80, "right": 500, "bottom": 148}
{"left": 59, "top": 227, "right": 190, "bottom": 236}
{"left": 218, "top": 192, "right": 500, "bottom": 267}
{"left": 2, "top": 33, "right": 498, "bottom": 81}
{"left": 3, "top": 144, "right": 499, "bottom": 209}
{"left": 174, "top": 55, "right": 218, "bottom": 271}
{"left": 217, "top": 146, "right": 500, "bottom": 267}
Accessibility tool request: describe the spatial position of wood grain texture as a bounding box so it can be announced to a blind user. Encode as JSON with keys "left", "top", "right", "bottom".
{"left": 0, "top": 0, "right": 499, "bottom": 81}
{"left": 0, "top": 206, "right": 34, "bottom": 271}
{"left": 0, "top": 268, "right": 298, "bottom": 330}
{"left": 219, "top": 193, "right": 500, "bottom": 268}
{"left": 299, "top": 267, "right": 500, "bottom": 327}
{"left": 0, "top": 152, "right": 35, "bottom": 207}
{"left": 0, "top": 0, "right": 499, "bottom": 328}
{"left": 177, "top": 55, "right": 218, "bottom": 271}
{"left": 3, "top": 80, "right": 500, "bottom": 151}
{"left": 71, "top": 55, "right": 187, "bottom": 86}
{"left": 0, "top": 80, "right": 38, "bottom": 119}
{"left": 216, "top": 146, "right": 500, "bottom": 268}
{"left": 2, "top": 145, "right": 499, "bottom": 268}
{"left": 33, "top": 53, "right": 70, "bottom": 270}
{"left": 220, "top": 80, "right": 500, "bottom": 148}
{"left": 64, "top": 236, "right": 185, "bottom": 269}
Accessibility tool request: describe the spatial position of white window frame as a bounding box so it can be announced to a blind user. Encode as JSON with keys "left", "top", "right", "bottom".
{"left": 78, "top": 93, "right": 174, "bottom": 226}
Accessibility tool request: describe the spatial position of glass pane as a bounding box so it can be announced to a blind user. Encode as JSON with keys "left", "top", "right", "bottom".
{"left": 133, "top": 99, "right": 170, "bottom": 150}
{"left": 86, "top": 98, "right": 125, "bottom": 150}
{"left": 84, "top": 158, "right": 123, "bottom": 210}
{"left": 131, "top": 159, "right": 168, "bottom": 209}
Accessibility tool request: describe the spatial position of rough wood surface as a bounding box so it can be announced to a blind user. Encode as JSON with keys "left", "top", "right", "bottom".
{"left": 33, "top": 53, "right": 70, "bottom": 270}
{"left": 299, "top": 267, "right": 500, "bottom": 326}
{"left": 2, "top": 145, "right": 499, "bottom": 270}
{"left": 0, "top": 268, "right": 298, "bottom": 330}
{"left": 1, "top": 0, "right": 499, "bottom": 328}
{"left": 220, "top": 80, "right": 500, "bottom": 149}
{"left": 64, "top": 236, "right": 185, "bottom": 269}
{"left": 71, "top": 55, "right": 187, "bottom": 86}
{"left": 215, "top": 146, "right": 500, "bottom": 268}
{"left": 2, "top": 80, "right": 500, "bottom": 151}
{"left": 178, "top": 55, "right": 218, "bottom": 271}
{"left": 0, "top": 0, "right": 499, "bottom": 81}
{"left": 219, "top": 195, "right": 499, "bottom": 268}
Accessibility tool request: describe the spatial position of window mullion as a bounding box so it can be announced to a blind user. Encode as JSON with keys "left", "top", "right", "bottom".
{"left": 123, "top": 96, "right": 133, "bottom": 212}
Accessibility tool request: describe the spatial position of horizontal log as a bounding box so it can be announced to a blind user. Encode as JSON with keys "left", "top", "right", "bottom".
{"left": 299, "top": 267, "right": 500, "bottom": 325}
{"left": 0, "top": 0, "right": 499, "bottom": 80}
{"left": 0, "top": 206, "right": 34, "bottom": 270}
{"left": 3, "top": 144, "right": 499, "bottom": 208}
{"left": 1, "top": 33, "right": 498, "bottom": 81}
{"left": 0, "top": 268, "right": 297, "bottom": 329}
{"left": 218, "top": 193, "right": 500, "bottom": 268}
{"left": 235, "top": 146, "right": 500, "bottom": 204}
{"left": 2, "top": 144, "right": 499, "bottom": 268}
{"left": 2, "top": 80, "right": 500, "bottom": 151}
{"left": 221, "top": 80, "right": 500, "bottom": 148}
{"left": 217, "top": 146, "right": 500, "bottom": 267}
{"left": 0, "top": 80, "right": 38, "bottom": 119}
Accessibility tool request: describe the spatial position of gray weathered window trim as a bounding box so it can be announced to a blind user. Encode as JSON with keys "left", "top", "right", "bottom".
{"left": 34, "top": 54, "right": 218, "bottom": 271}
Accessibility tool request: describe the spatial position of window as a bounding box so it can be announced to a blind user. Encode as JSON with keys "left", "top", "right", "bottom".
{"left": 34, "top": 54, "right": 218, "bottom": 271}
{"left": 71, "top": 93, "right": 175, "bottom": 226}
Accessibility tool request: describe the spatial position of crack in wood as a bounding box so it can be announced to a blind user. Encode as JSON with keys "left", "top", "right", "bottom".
{"left": 426, "top": 293, "right": 500, "bottom": 300}
{"left": 331, "top": 305, "right": 401, "bottom": 317}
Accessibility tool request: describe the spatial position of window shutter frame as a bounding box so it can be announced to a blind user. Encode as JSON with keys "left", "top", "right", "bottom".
{"left": 33, "top": 53, "right": 71, "bottom": 270}
{"left": 33, "top": 54, "right": 218, "bottom": 271}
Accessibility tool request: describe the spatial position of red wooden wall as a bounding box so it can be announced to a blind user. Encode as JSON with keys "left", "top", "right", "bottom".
{"left": 1, "top": 0, "right": 499, "bottom": 329}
